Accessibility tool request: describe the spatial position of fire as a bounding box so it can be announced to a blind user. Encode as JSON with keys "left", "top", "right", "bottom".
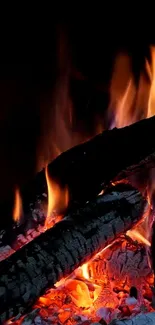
{"left": 81, "top": 263, "right": 89, "bottom": 280}
{"left": 147, "top": 47, "right": 155, "bottom": 117}
{"left": 65, "top": 279, "right": 92, "bottom": 308}
{"left": 13, "top": 188, "right": 23, "bottom": 223}
{"left": 53, "top": 143, "right": 61, "bottom": 157}
{"left": 127, "top": 229, "right": 151, "bottom": 247}
{"left": 108, "top": 47, "right": 155, "bottom": 129}
{"left": 45, "top": 166, "right": 69, "bottom": 226}
{"left": 109, "top": 53, "right": 136, "bottom": 128}
{"left": 6, "top": 46, "right": 155, "bottom": 325}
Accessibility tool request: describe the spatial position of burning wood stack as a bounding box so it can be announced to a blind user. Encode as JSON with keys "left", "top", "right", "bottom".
{"left": 0, "top": 115, "right": 155, "bottom": 324}
{"left": 2, "top": 49, "right": 155, "bottom": 324}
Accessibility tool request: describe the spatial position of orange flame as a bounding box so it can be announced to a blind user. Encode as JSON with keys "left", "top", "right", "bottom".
{"left": 109, "top": 53, "right": 136, "bottom": 128}
{"left": 109, "top": 48, "right": 155, "bottom": 129}
{"left": 147, "top": 47, "right": 155, "bottom": 118}
{"left": 126, "top": 229, "right": 151, "bottom": 247}
{"left": 64, "top": 279, "right": 92, "bottom": 308}
{"left": 13, "top": 188, "right": 23, "bottom": 223}
{"left": 45, "top": 166, "right": 69, "bottom": 223}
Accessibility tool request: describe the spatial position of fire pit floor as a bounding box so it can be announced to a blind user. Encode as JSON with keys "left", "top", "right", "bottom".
{"left": 2, "top": 225, "right": 154, "bottom": 325}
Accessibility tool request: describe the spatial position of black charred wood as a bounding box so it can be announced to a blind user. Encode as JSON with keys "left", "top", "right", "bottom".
{"left": 0, "top": 184, "right": 145, "bottom": 323}
{"left": 22, "top": 115, "right": 155, "bottom": 215}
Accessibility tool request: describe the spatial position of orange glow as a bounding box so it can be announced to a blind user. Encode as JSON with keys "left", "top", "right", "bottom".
{"left": 81, "top": 263, "right": 89, "bottom": 280}
{"left": 7, "top": 47, "right": 155, "bottom": 325}
{"left": 98, "top": 189, "right": 104, "bottom": 196}
{"left": 109, "top": 48, "right": 155, "bottom": 129}
{"left": 147, "top": 47, "right": 155, "bottom": 117}
{"left": 53, "top": 143, "right": 61, "bottom": 157}
{"left": 65, "top": 279, "right": 92, "bottom": 308}
{"left": 109, "top": 53, "right": 136, "bottom": 128}
{"left": 126, "top": 229, "right": 151, "bottom": 246}
{"left": 37, "top": 47, "right": 155, "bottom": 176}
{"left": 13, "top": 188, "right": 23, "bottom": 223}
{"left": 113, "top": 79, "right": 136, "bottom": 128}
{"left": 45, "top": 166, "right": 69, "bottom": 226}
{"left": 55, "top": 277, "right": 67, "bottom": 288}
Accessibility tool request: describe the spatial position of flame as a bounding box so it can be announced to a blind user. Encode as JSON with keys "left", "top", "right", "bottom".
{"left": 13, "top": 188, "right": 23, "bottom": 223}
{"left": 45, "top": 166, "right": 69, "bottom": 225}
{"left": 126, "top": 229, "right": 151, "bottom": 247}
{"left": 109, "top": 47, "right": 155, "bottom": 129}
{"left": 64, "top": 279, "right": 92, "bottom": 308}
{"left": 147, "top": 47, "right": 155, "bottom": 117}
{"left": 81, "top": 263, "right": 89, "bottom": 280}
{"left": 6, "top": 44, "right": 155, "bottom": 325}
{"left": 53, "top": 143, "right": 61, "bottom": 157}
{"left": 109, "top": 53, "right": 136, "bottom": 128}
{"left": 113, "top": 79, "right": 136, "bottom": 128}
{"left": 146, "top": 45, "right": 155, "bottom": 207}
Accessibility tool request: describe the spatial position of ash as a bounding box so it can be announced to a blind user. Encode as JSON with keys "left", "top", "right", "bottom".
{"left": 5, "top": 234, "right": 155, "bottom": 325}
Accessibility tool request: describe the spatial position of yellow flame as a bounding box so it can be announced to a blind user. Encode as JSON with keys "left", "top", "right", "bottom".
{"left": 45, "top": 166, "right": 69, "bottom": 221}
{"left": 13, "top": 188, "right": 23, "bottom": 223}
{"left": 81, "top": 263, "right": 89, "bottom": 280}
{"left": 127, "top": 229, "right": 151, "bottom": 247}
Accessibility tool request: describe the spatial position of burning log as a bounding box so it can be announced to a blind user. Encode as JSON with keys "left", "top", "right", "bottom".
{"left": 0, "top": 184, "right": 145, "bottom": 323}
{"left": 22, "top": 115, "right": 155, "bottom": 213}
{"left": 108, "top": 312, "right": 155, "bottom": 324}
{"left": 87, "top": 236, "right": 153, "bottom": 292}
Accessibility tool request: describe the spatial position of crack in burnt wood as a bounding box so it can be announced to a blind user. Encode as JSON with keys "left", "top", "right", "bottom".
{"left": 0, "top": 185, "right": 146, "bottom": 323}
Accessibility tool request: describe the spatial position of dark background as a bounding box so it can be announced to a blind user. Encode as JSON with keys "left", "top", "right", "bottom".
{"left": 0, "top": 19, "right": 154, "bottom": 228}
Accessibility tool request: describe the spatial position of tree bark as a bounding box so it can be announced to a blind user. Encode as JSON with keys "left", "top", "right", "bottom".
{"left": 0, "top": 184, "right": 145, "bottom": 323}
{"left": 21, "top": 115, "right": 155, "bottom": 215}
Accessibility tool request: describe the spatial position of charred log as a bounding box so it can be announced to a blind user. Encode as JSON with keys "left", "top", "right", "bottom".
{"left": 0, "top": 184, "right": 145, "bottom": 323}
{"left": 22, "top": 115, "right": 155, "bottom": 215}
{"left": 88, "top": 237, "right": 153, "bottom": 290}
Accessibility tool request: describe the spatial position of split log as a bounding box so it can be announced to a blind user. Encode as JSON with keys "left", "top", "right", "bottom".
{"left": 22, "top": 115, "right": 155, "bottom": 214}
{"left": 0, "top": 184, "right": 145, "bottom": 323}
{"left": 109, "top": 312, "right": 155, "bottom": 324}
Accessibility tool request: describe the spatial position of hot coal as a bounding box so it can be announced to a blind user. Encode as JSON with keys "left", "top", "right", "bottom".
{"left": 7, "top": 235, "right": 154, "bottom": 325}
{"left": 0, "top": 184, "right": 146, "bottom": 323}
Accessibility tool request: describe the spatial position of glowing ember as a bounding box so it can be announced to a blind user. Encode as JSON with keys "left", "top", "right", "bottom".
{"left": 64, "top": 279, "right": 93, "bottom": 308}
{"left": 13, "top": 188, "right": 23, "bottom": 223}
{"left": 127, "top": 229, "right": 151, "bottom": 247}
{"left": 7, "top": 236, "right": 153, "bottom": 325}
{"left": 4, "top": 47, "right": 155, "bottom": 324}
{"left": 81, "top": 263, "right": 89, "bottom": 280}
